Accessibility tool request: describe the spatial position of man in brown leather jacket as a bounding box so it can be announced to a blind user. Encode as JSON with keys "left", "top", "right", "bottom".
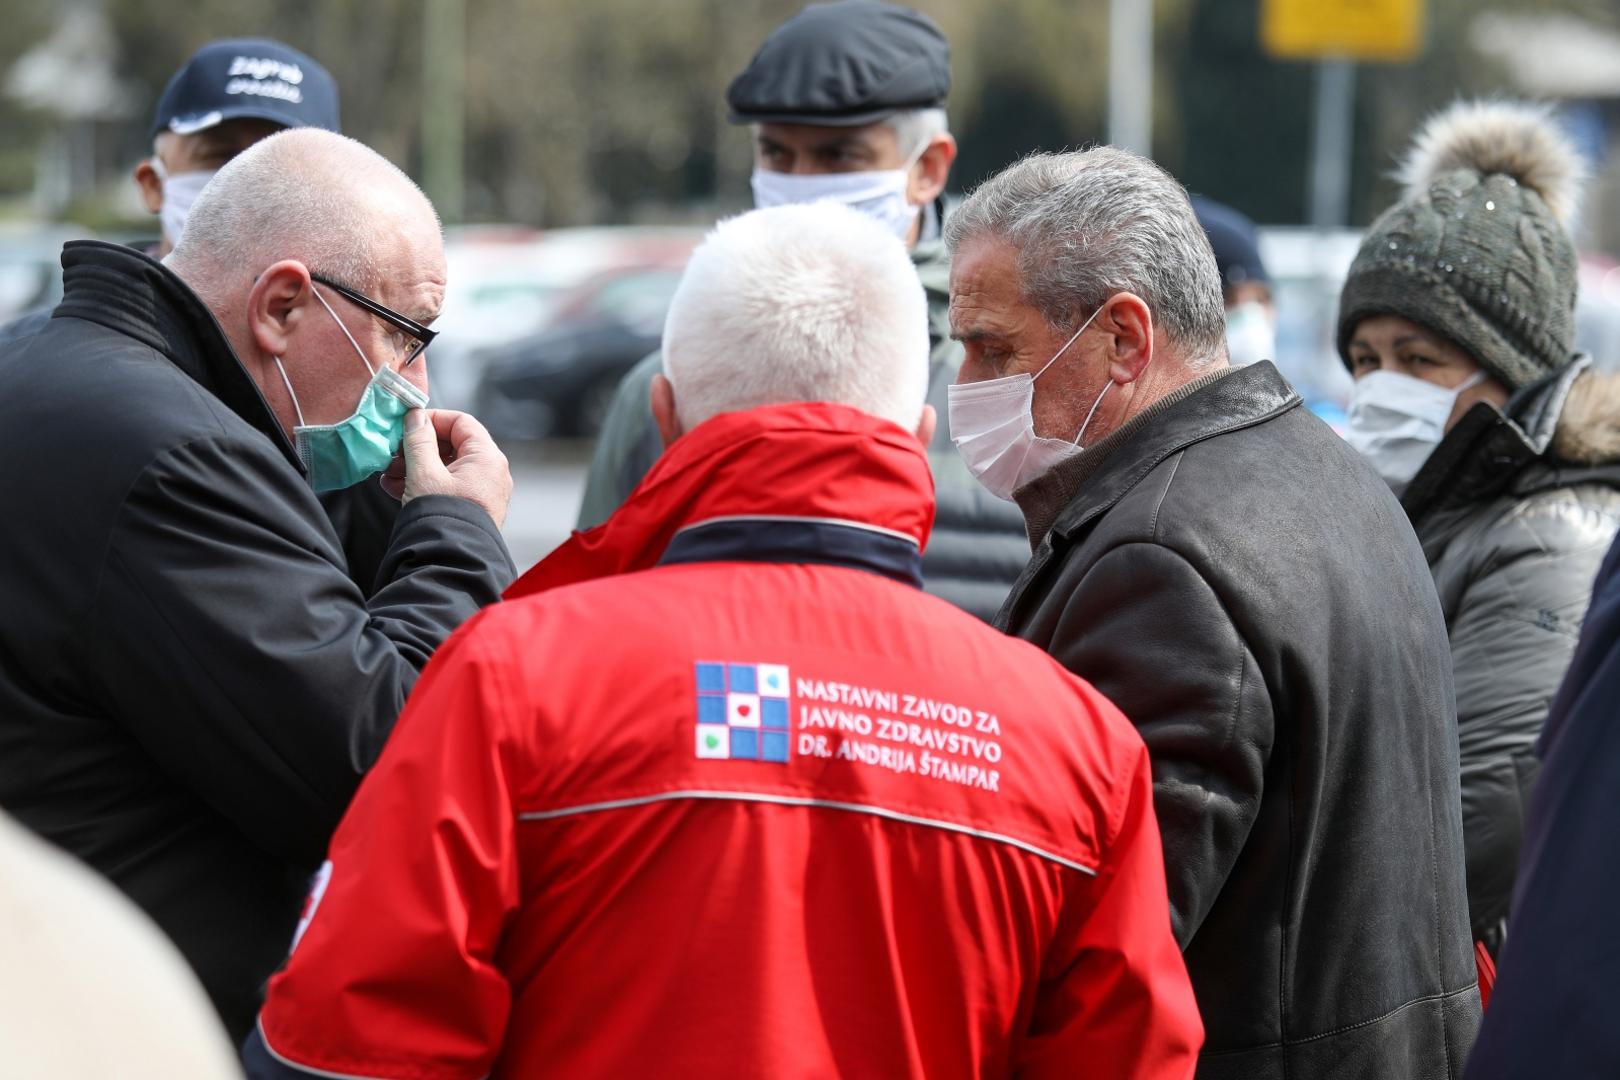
{"left": 944, "top": 147, "right": 1480, "bottom": 1079}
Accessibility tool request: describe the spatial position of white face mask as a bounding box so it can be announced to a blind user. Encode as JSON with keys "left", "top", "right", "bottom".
{"left": 947, "top": 306, "right": 1113, "bottom": 502}
{"left": 750, "top": 159, "right": 921, "bottom": 241}
{"left": 1225, "top": 301, "right": 1275, "bottom": 368}
{"left": 152, "top": 162, "right": 217, "bottom": 248}
{"left": 1344, "top": 369, "right": 1486, "bottom": 495}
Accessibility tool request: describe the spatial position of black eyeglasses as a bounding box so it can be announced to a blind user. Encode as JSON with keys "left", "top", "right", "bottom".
{"left": 310, "top": 272, "right": 438, "bottom": 366}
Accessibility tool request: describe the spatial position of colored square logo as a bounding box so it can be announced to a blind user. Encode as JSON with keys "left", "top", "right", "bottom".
{"left": 728, "top": 664, "right": 758, "bottom": 693}
{"left": 695, "top": 724, "right": 730, "bottom": 759}
{"left": 728, "top": 692, "right": 761, "bottom": 728}
{"left": 694, "top": 661, "right": 792, "bottom": 763}
{"left": 758, "top": 664, "right": 790, "bottom": 698}
{"left": 761, "top": 698, "right": 789, "bottom": 729}
{"left": 761, "top": 730, "right": 790, "bottom": 763}
{"left": 695, "top": 662, "right": 726, "bottom": 693}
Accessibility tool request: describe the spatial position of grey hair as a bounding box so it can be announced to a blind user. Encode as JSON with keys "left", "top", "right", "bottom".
{"left": 167, "top": 128, "right": 439, "bottom": 298}
{"left": 945, "top": 147, "right": 1228, "bottom": 364}
{"left": 884, "top": 107, "right": 949, "bottom": 160}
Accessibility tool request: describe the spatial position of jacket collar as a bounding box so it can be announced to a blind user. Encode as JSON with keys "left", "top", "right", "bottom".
{"left": 1046, "top": 360, "right": 1301, "bottom": 542}
{"left": 52, "top": 240, "right": 301, "bottom": 471}
{"left": 505, "top": 402, "right": 935, "bottom": 599}
{"left": 1401, "top": 356, "right": 1592, "bottom": 524}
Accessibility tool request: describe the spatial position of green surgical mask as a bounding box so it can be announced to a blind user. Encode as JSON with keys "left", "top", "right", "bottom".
{"left": 274, "top": 287, "right": 429, "bottom": 493}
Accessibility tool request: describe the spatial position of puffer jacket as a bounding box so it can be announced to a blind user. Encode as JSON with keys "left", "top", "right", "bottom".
{"left": 574, "top": 207, "right": 1029, "bottom": 622}
{"left": 1401, "top": 357, "right": 1620, "bottom": 952}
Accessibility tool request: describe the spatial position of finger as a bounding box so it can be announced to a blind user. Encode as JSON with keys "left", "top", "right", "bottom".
{"left": 425, "top": 408, "right": 498, "bottom": 453}
{"left": 382, "top": 448, "right": 406, "bottom": 482}
{"left": 400, "top": 409, "right": 448, "bottom": 479}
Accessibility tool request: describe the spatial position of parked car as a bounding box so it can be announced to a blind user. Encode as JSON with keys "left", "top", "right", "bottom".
{"left": 429, "top": 226, "right": 698, "bottom": 411}
{"left": 474, "top": 264, "right": 685, "bottom": 440}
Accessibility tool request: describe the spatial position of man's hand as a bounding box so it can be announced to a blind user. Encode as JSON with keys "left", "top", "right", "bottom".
{"left": 383, "top": 409, "right": 512, "bottom": 527}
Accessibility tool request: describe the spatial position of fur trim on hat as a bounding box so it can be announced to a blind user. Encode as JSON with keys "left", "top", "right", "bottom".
{"left": 1553, "top": 371, "right": 1620, "bottom": 465}
{"left": 1398, "top": 100, "right": 1586, "bottom": 228}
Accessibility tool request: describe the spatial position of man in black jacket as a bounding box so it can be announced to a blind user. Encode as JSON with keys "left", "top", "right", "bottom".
{"left": 0, "top": 127, "right": 514, "bottom": 1042}
{"left": 946, "top": 148, "right": 1480, "bottom": 1077}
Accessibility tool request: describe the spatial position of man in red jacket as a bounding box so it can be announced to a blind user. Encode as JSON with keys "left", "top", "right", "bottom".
{"left": 243, "top": 203, "right": 1201, "bottom": 1079}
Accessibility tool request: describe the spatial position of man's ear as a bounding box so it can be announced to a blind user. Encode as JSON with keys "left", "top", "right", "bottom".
{"left": 133, "top": 158, "right": 163, "bottom": 215}
{"left": 246, "top": 261, "right": 315, "bottom": 360}
{"left": 650, "top": 373, "right": 684, "bottom": 451}
{"left": 1098, "top": 292, "right": 1154, "bottom": 385}
{"left": 913, "top": 403, "right": 937, "bottom": 447}
{"left": 907, "top": 133, "right": 956, "bottom": 207}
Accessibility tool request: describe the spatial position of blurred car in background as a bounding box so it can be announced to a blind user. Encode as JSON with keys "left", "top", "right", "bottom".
{"left": 0, "top": 225, "right": 91, "bottom": 326}
{"left": 429, "top": 225, "right": 698, "bottom": 412}
{"left": 474, "top": 263, "right": 686, "bottom": 441}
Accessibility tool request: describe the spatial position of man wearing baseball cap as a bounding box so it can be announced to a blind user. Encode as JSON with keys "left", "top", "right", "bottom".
{"left": 0, "top": 38, "right": 338, "bottom": 351}
{"left": 578, "top": 0, "right": 1030, "bottom": 623}
{"left": 138, "top": 37, "right": 340, "bottom": 258}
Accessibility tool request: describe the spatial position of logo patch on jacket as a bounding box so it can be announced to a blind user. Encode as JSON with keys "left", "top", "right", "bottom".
{"left": 695, "top": 662, "right": 790, "bottom": 762}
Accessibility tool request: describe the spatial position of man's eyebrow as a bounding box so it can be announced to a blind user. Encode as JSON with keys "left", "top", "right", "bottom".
{"left": 949, "top": 327, "right": 1003, "bottom": 344}
{"left": 756, "top": 134, "right": 789, "bottom": 152}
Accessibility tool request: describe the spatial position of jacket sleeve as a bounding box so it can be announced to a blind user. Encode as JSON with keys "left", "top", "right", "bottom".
{"left": 1044, "top": 542, "right": 1273, "bottom": 945}
{"left": 83, "top": 435, "right": 514, "bottom": 867}
{"left": 1017, "top": 740, "right": 1203, "bottom": 1079}
{"left": 1446, "top": 503, "right": 1610, "bottom": 941}
{"left": 248, "top": 617, "right": 520, "bottom": 1080}
{"left": 576, "top": 350, "right": 662, "bottom": 529}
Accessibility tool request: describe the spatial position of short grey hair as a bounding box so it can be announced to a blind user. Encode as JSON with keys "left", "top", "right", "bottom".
{"left": 167, "top": 128, "right": 439, "bottom": 298}
{"left": 662, "top": 202, "right": 929, "bottom": 430}
{"left": 945, "top": 148, "right": 1228, "bottom": 363}
{"left": 885, "top": 108, "right": 949, "bottom": 160}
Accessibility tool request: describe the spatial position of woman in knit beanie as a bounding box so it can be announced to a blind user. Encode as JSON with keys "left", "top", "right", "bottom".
{"left": 1336, "top": 100, "right": 1620, "bottom": 958}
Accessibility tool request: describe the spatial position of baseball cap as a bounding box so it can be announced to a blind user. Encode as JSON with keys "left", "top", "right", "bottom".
{"left": 150, "top": 38, "right": 339, "bottom": 139}
{"left": 726, "top": 0, "right": 950, "bottom": 127}
{"left": 1191, "top": 196, "right": 1270, "bottom": 292}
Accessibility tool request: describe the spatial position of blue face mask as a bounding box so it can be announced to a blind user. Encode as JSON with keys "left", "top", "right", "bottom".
{"left": 274, "top": 287, "right": 429, "bottom": 493}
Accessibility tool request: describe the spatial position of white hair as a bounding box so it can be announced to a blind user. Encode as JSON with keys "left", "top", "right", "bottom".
{"left": 885, "top": 107, "right": 949, "bottom": 160}
{"left": 946, "top": 147, "right": 1228, "bottom": 365}
{"left": 166, "top": 128, "right": 439, "bottom": 298}
{"left": 662, "top": 202, "right": 930, "bottom": 430}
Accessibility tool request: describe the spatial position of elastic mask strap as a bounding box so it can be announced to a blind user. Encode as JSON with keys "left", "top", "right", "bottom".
{"left": 1456, "top": 371, "right": 1487, "bottom": 394}
{"left": 311, "top": 285, "right": 378, "bottom": 378}
{"left": 272, "top": 356, "right": 307, "bottom": 427}
{"left": 1034, "top": 305, "right": 1104, "bottom": 382}
{"left": 1071, "top": 379, "right": 1114, "bottom": 445}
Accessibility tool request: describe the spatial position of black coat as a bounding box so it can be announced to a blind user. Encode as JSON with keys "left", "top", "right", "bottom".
{"left": 0, "top": 242, "right": 515, "bottom": 1042}
{"left": 997, "top": 362, "right": 1480, "bottom": 1078}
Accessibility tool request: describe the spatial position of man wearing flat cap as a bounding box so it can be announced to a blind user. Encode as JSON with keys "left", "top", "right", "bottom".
{"left": 579, "top": 0, "right": 1029, "bottom": 622}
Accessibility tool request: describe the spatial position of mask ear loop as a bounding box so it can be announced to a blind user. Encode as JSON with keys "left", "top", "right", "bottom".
{"left": 272, "top": 356, "right": 307, "bottom": 427}
{"left": 310, "top": 284, "right": 378, "bottom": 377}
{"left": 1033, "top": 304, "right": 1105, "bottom": 382}
{"left": 1070, "top": 379, "right": 1114, "bottom": 445}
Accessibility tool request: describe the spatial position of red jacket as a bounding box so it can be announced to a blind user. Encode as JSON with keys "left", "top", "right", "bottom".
{"left": 248, "top": 404, "right": 1201, "bottom": 1079}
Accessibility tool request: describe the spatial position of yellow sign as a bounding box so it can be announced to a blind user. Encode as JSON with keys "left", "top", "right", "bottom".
{"left": 1262, "top": 0, "right": 1425, "bottom": 61}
